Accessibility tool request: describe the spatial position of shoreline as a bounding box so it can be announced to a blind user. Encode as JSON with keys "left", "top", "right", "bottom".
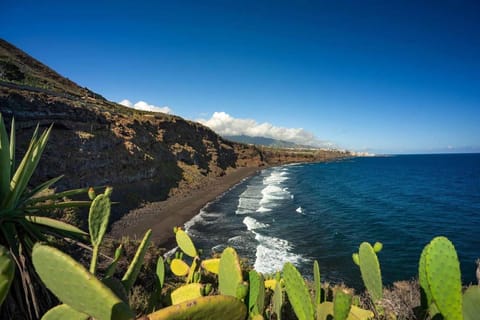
{"left": 110, "top": 166, "right": 265, "bottom": 249}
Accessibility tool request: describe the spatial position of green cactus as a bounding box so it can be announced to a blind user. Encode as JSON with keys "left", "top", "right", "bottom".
{"left": 121, "top": 229, "right": 152, "bottom": 292}
{"left": 420, "top": 236, "right": 463, "bottom": 320}
{"left": 248, "top": 270, "right": 265, "bottom": 317}
{"left": 175, "top": 228, "right": 198, "bottom": 258}
{"left": 146, "top": 295, "right": 247, "bottom": 320}
{"left": 187, "top": 257, "right": 199, "bottom": 283}
{"left": 333, "top": 290, "right": 352, "bottom": 320}
{"left": 283, "top": 262, "right": 314, "bottom": 320}
{"left": 313, "top": 260, "right": 321, "bottom": 305}
{"left": 105, "top": 244, "right": 123, "bottom": 278}
{"left": 218, "top": 247, "right": 243, "bottom": 297}
{"left": 88, "top": 187, "right": 112, "bottom": 274}
{"left": 41, "top": 304, "right": 89, "bottom": 320}
{"left": 171, "top": 283, "right": 203, "bottom": 305}
{"left": 0, "top": 245, "right": 14, "bottom": 307}
{"left": 88, "top": 187, "right": 96, "bottom": 200}
{"left": 32, "top": 243, "right": 134, "bottom": 320}
{"left": 354, "top": 242, "right": 383, "bottom": 302}
{"left": 463, "top": 286, "right": 480, "bottom": 320}
{"left": 156, "top": 256, "right": 165, "bottom": 290}
{"left": 201, "top": 258, "right": 220, "bottom": 274}
{"left": 273, "top": 279, "right": 283, "bottom": 320}
{"left": 418, "top": 244, "right": 439, "bottom": 316}
{"left": 171, "top": 258, "right": 190, "bottom": 277}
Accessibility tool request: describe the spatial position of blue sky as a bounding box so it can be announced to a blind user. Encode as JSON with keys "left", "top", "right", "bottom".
{"left": 2, "top": 1, "right": 479, "bottom": 154}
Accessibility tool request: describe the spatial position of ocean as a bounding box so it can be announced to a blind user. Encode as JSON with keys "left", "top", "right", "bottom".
{"left": 185, "top": 154, "right": 480, "bottom": 288}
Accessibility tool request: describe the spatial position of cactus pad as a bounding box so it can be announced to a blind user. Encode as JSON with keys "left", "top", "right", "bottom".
{"left": 424, "top": 236, "right": 463, "bottom": 320}
{"left": 41, "top": 304, "right": 89, "bottom": 320}
{"left": 463, "top": 286, "right": 480, "bottom": 320}
{"left": 282, "top": 262, "right": 314, "bottom": 320}
{"left": 146, "top": 295, "right": 247, "bottom": 320}
{"left": 171, "top": 283, "right": 203, "bottom": 305}
{"left": 201, "top": 258, "right": 220, "bottom": 274}
{"left": 175, "top": 229, "right": 198, "bottom": 257}
{"left": 218, "top": 247, "right": 243, "bottom": 297}
{"left": 358, "top": 242, "right": 383, "bottom": 302}
{"left": 333, "top": 290, "right": 352, "bottom": 320}
{"left": 32, "top": 244, "right": 133, "bottom": 320}
{"left": 88, "top": 189, "right": 112, "bottom": 247}
{"left": 273, "top": 280, "right": 283, "bottom": 320}
{"left": 171, "top": 258, "right": 190, "bottom": 277}
{"left": 248, "top": 270, "right": 265, "bottom": 316}
{"left": 313, "top": 260, "right": 321, "bottom": 305}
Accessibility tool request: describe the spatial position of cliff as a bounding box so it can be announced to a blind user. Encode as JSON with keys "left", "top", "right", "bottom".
{"left": 0, "top": 38, "right": 350, "bottom": 220}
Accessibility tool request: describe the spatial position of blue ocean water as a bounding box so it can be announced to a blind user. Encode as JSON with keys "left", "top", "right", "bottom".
{"left": 186, "top": 154, "right": 480, "bottom": 288}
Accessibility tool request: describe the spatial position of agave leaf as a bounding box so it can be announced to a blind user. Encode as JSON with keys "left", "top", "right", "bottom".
{"left": 25, "top": 216, "right": 87, "bottom": 237}
{"left": 4, "top": 125, "right": 52, "bottom": 209}
{"left": 9, "top": 117, "right": 15, "bottom": 178}
{"left": 0, "top": 114, "right": 10, "bottom": 203}
{"left": 25, "top": 185, "right": 100, "bottom": 205}
{"left": 21, "top": 175, "right": 64, "bottom": 203}
{"left": 121, "top": 229, "right": 152, "bottom": 292}
{"left": 28, "top": 201, "right": 92, "bottom": 211}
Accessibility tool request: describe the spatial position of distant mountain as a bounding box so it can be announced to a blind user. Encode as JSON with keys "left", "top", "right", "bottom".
{"left": 224, "top": 135, "right": 311, "bottom": 148}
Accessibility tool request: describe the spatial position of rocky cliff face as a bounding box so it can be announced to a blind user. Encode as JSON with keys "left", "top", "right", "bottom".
{"left": 0, "top": 39, "right": 349, "bottom": 217}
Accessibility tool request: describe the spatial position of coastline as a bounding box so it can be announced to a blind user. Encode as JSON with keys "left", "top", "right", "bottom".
{"left": 110, "top": 166, "right": 264, "bottom": 249}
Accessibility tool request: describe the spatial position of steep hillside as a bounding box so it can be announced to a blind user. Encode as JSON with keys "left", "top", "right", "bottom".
{"left": 0, "top": 39, "right": 350, "bottom": 220}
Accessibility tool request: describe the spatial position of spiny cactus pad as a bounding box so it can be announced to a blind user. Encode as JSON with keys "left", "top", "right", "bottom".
{"left": 424, "top": 236, "right": 463, "bottom": 320}
{"left": 283, "top": 262, "right": 314, "bottom": 320}
{"left": 333, "top": 290, "right": 352, "bottom": 320}
{"left": 146, "top": 295, "right": 247, "bottom": 320}
{"left": 273, "top": 280, "right": 283, "bottom": 320}
{"left": 358, "top": 242, "right": 383, "bottom": 302}
{"left": 156, "top": 256, "right": 165, "bottom": 289}
{"left": 171, "top": 258, "right": 190, "bottom": 277}
{"left": 201, "top": 258, "right": 220, "bottom": 274}
{"left": 41, "top": 304, "right": 89, "bottom": 320}
{"left": 219, "top": 247, "right": 243, "bottom": 297}
{"left": 88, "top": 189, "right": 112, "bottom": 247}
{"left": 175, "top": 229, "right": 198, "bottom": 257}
{"left": 171, "top": 283, "right": 203, "bottom": 305}
{"left": 463, "top": 286, "right": 480, "bottom": 320}
{"left": 32, "top": 244, "right": 133, "bottom": 320}
{"left": 313, "top": 260, "right": 321, "bottom": 305}
{"left": 248, "top": 270, "right": 265, "bottom": 316}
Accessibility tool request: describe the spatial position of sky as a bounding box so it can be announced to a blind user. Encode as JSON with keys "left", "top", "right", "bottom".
{"left": 1, "top": 1, "right": 480, "bottom": 154}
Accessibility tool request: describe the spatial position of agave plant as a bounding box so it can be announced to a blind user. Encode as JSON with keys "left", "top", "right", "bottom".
{"left": 0, "top": 113, "right": 93, "bottom": 319}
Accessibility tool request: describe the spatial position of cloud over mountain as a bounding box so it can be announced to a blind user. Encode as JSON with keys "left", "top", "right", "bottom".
{"left": 119, "top": 99, "right": 172, "bottom": 114}
{"left": 198, "top": 112, "right": 332, "bottom": 147}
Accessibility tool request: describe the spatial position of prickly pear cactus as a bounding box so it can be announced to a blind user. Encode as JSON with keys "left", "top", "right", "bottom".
{"left": 463, "top": 286, "right": 480, "bottom": 320}
{"left": 171, "top": 258, "right": 190, "bottom": 277}
{"left": 333, "top": 290, "right": 352, "bottom": 320}
{"left": 32, "top": 243, "right": 133, "bottom": 320}
{"left": 422, "top": 236, "right": 463, "bottom": 320}
{"left": 201, "top": 258, "right": 220, "bottom": 274}
{"left": 357, "top": 242, "right": 383, "bottom": 302}
{"left": 175, "top": 228, "right": 198, "bottom": 257}
{"left": 283, "top": 262, "right": 314, "bottom": 320}
{"left": 273, "top": 280, "right": 283, "bottom": 320}
{"left": 248, "top": 270, "right": 265, "bottom": 316}
{"left": 313, "top": 260, "right": 321, "bottom": 305}
{"left": 121, "top": 229, "right": 152, "bottom": 292}
{"left": 156, "top": 256, "right": 165, "bottom": 290}
{"left": 171, "top": 283, "right": 203, "bottom": 305}
{"left": 218, "top": 247, "right": 243, "bottom": 297}
{"left": 146, "top": 295, "right": 247, "bottom": 320}
{"left": 41, "top": 304, "right": 89, "bottom": 320}
{"left": 88, "top": 187, "right": 112, "bottom": 247}
{"left": 0, "top": 245, "right": 14, "bottom": 307}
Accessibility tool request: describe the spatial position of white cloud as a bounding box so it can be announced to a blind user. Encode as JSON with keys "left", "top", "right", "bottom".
{"left": 119, "top": 99, "right": 172, "bottom": 114}
{"left": 198, "top": 112, "right": 332, "bottom": 147}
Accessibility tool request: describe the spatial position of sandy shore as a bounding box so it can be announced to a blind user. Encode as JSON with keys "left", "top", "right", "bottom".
{"left": 110, "top": 166, "right": 263, "bottom": 248}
